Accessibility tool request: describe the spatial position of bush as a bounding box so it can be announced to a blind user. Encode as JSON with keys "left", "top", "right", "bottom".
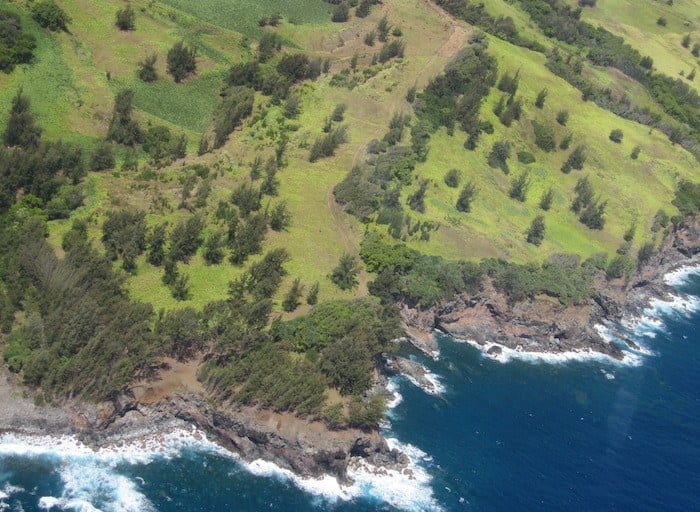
{"left": 331, "top": 2, "right": 349, "bottom": 22}
{"left": 609, "top": 128, "right": 623, "bottom": 143}
{"left": 282, "top": 278, "right": 304, "bottom": 312}
{"left": 487, "top": 140, "right": 511, "bottom": 173}
{"left": 31, "top": 1, "right": 70, "bottom": 31}
{"left": 561, "top": 145, "right": 587, "bottom": 173}
{"left": 672, "top": 180, "right": 700, "bottom": 217}
{"left": 306, "top": 282, "right": 320, "bottom": 305}
{"left": 378, "top": 39, "right": 405, "bottom": 63}
{"left": 606, "top": 254, "right": 634, "bottom": 279}
{"left": 656, "top": 17, "right": 667, "bottom": 27}
{"left": 535, "top": 88, "right": 547, "bottom": 109}
{"left": 630, "top": 145, "right": 641, "bottom": 159}
{"left": 407, "top": 179, "right": 428, "bottom": 213}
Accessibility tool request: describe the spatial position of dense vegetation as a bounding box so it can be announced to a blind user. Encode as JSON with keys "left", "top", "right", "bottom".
{"left": 0, "top": 0, "right": 697, "bottom": 430}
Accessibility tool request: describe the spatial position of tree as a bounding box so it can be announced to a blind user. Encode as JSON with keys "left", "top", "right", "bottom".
{"left": 556, "top": 110, "right": 569, "bottom": 126}
{"left": 202, "top": 232, "right": 225, "bottom": 265}
{"left": 526, "top": 215, "right": 545, "bottom": 246}
{"left": 456, "top": 181, "right": 477, "bottom": 212}
{"left": 167, "top": 41, "right": 197, "bottom": 83}
{"left": 331, "top": 3, "right": 350, "bottom": 22}
{"left": 90, "top": 141, "right": 115, "bottom": 171}
{"left": 169, "top": 215, "right": 204, "bottom": 263}
{"left": 407, "top": 179, "right": 428, "bottom": 213}
{"left": 609, "top": 128, "right": 623, "bottom": 143}
{"left": 0, "top": 11, "right": 36, "bottom": 72}
{"left": 579, "top": 199, "right": 607, "bottom": 229}
{"left": 3, "top": 89, "right": 41, "bottom": 148}
{"left": 31, "top": 1, "right": 70, "bottom": 31}
{"left": 148, "top": 223, "right": 167, "bottom": 266}
{"left": 561, "top": 145, "right": 587, "bottom": 173}
{"left": 571, "top": 176, "right": 594, "bottom": 213}
{"left": 107, "top": 89, "right": 142, "bottom": 145}
{"left": 102, "top": 210, "right": 147, "bottom": 270}
{"left": 258, "top": 32, "right": 282, "bottom": 63}
{"left": 306, "top": 282, "right": 319, "bottom": 305}
{"left": 115, "top": 4, "right": 136, "bottom": 31}
{"left": 509, "top": 171, "right": 530, "bottom": 202}
{"left": 331, "top": 254, "right": 360, "bottom": 290}
{"left": 268, "top": 201, "right": 291, "bottom": 231}
{"left": 282, "top": 278, "right": 304, "bottom": 312}
{"left": 630, "top": 145, "right": 641, "bottom": 159}
{"left": 682, "top": 33, "right": 691, "bottom": 49}
{"left": 377, "top": 15, "right": 390, "bottom": 42}
{"left": 444, "top": 169, "right": 460, "bottom": 188}
{"left": 539, "top": 187, "right": 554, "bottom": 211}
{"left": 535, "top": 88, "right": 547, "bottom": 108}
{"left": 487, "top": 140, "right": 511, "bottom": 173}
{"left": 172, "top": 273, "right": 190, "bottom": 301}
{"left": 137, "top": 54, "right": 157, "bottom": 82}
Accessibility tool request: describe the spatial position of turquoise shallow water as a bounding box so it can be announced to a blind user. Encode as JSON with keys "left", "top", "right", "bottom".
{"left": 1, "top": 270, "right": 699, "bottom": 511}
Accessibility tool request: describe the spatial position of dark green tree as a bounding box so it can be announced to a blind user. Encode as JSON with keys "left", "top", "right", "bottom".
{"left": 526, "top": 215, "right": 546, "bottom": 246}
{"left": 306, "top": 282, "right": 320, "bottom": 305}
{"left": 407, "top": 179, "right": 428, "bottom": 213}
{"left": 539, "top": 187, "right": 554, "bottom": 211}
{"left": 282, "top": 278, "right": 304, "bottom": 312}
{"left": 444, "top": 169, "right": 460, "bottom": 188}
{"left": 535, "top": 87, "right": 547, "bottom": 108}
{"left": 167, "top": 41, "right": 197, "bottom": 83}
{"left": 147, "top": 223, "right": 167, "bottom": 266}
{"left": 3, "top": 89, "right": 41, "bottom": 148}
{"left": 90, "top": 141, "right": 115, "bottom": 171}
{"left": 137, "top": 54, "right": 157, "bottom": 82}
{"left": 31, "top": 1, "right": 70, "bottom": 31}
{"left": 331, "top": 253, "right": 360, "bottom": 290}
{"left": 107, "top": 89, "right": 142, "bottom": 145}
{"left": 115, "top": 4, "right": 136, "bottom": 30}
{"left": 456, "top": 181, "right": 477, "bottom": 212}
{"left": 509, "top": 171, "right": 531, "bottom": 202}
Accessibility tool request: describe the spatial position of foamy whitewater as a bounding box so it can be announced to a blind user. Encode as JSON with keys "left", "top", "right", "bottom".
{"left": 2, "top": 264, "right": 699, "bottom": 511}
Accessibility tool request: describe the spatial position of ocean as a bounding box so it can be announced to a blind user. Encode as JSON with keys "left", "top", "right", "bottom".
{"left": 1, "top": 268, "right": 699, "bottom": 512}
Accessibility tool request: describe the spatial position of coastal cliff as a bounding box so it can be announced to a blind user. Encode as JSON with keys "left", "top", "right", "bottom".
{"left": 402, "top": 221, "right": 700, "bottom": 360}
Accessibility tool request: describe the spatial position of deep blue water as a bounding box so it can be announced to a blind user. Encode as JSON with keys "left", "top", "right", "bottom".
{"left": 1, "top": 271, "right": 699, "bottom": 512}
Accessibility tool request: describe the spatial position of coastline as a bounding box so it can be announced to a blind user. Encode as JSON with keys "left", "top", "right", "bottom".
{"left": 402, "top": 221, "right": 700, "bottom": 365}
{"left": 1, "top": 221, "right": 698, "bottom": 504}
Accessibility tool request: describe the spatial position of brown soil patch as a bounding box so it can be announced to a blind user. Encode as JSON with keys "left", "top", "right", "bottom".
{"left": 132, "top": 356, "right": 205, "bottom": 404}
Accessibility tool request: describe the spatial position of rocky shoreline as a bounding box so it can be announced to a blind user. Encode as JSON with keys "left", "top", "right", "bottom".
{"left": 401, "top": 221, "right": 699, "bottom": 362}
{"left": 1, "top": 222, "right": 698, "bottom": 486}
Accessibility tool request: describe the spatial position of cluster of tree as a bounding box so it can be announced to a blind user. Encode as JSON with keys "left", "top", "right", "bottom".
{"left": 434, "top": 0, "right": 545, "bottom": 52}
{"left": 309, "top": 125, "right": 348, "bottom": 162}
{"left": 1, "top": 91, "right": 85, "bottom": 212}
{"left": 272, "top": 297, "right": 401, "bottom": 396}
{"left": 2, "top": 215, "right": 159, "bottom": 400}
{"left": 483, "top": 254, "right": 596, "bottom": 304}
{"left": 545, "top": 50, "right": 699, "bottom": 160}
{"left": 360, "top": 233, "right": 483, "bottom": 308}
{"left": 0, "top": 9, "right": 36, "bottom": 72}
{"left": 518, "top": 0, "right": 700, "bottom": 157}
{"left": 571, "top": 176, "right": 606, "bottom": 229}
{"left": 416, "top": 40, "right": 498, "bottom": 147}
{"left": 211, "top": 86, "right": 255, "bottom": 149}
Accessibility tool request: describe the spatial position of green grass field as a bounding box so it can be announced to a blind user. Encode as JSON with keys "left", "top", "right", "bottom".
{"left": 4, "top": 0, "right": 700, "bottom": 313}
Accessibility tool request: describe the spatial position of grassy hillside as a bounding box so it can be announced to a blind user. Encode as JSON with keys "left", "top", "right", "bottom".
{"left": 1, "top": 0, "right": 698, "bottom": 316}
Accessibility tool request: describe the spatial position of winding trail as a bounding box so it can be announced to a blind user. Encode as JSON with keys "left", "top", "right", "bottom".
{"left": 326, "top": 0, "right": 472, "bottom": 259}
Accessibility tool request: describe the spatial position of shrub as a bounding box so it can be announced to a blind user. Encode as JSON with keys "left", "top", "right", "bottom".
{"left": 407, "top": 179, "right": 428, "bottom": 213}
{"left": 378, "top": 39, "right": 405, "bottom": 63}
{"left": 282, "top": 278, "right": 304, "bottom": 312}
{"left": 331, "top": 2, "right": 349, "bottom": 22}
{"left": 559, "top": 132, "right": 573, "bottom": 150}
{"left": 0, "top": 11, "right": 36, "bottom": 72}
{"left": 609, "top": 129, "right": 623, "bottom": 143}
{"left": 561, "top": 145, "right": 587, "bottom": 173}
{"left": 656, "top": 17, "right": 667, "bottom": 27}
{"left": 630, "top": 145, "right": 641, "bottom": 159}
{"left": 306, "top": 282, "right": 320, "bottom": 305}
{"left": 488, "top": 140, "right": 511, "bottom": 173}
{"left": 606, "top": 254, "right": 634, "bottom": 279}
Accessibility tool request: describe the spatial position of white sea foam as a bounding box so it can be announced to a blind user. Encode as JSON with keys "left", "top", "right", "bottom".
{"left": 1, "top": 423, "right": 441, "bottom": 511}
{"left": 456, "top": 338, "right": 643, "bottom": 367}
{"left": 386, "top": 378, "right": 404, "bottom": 409}
{"left": 663, "top": 264, "right": 700, "bottom": 287}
